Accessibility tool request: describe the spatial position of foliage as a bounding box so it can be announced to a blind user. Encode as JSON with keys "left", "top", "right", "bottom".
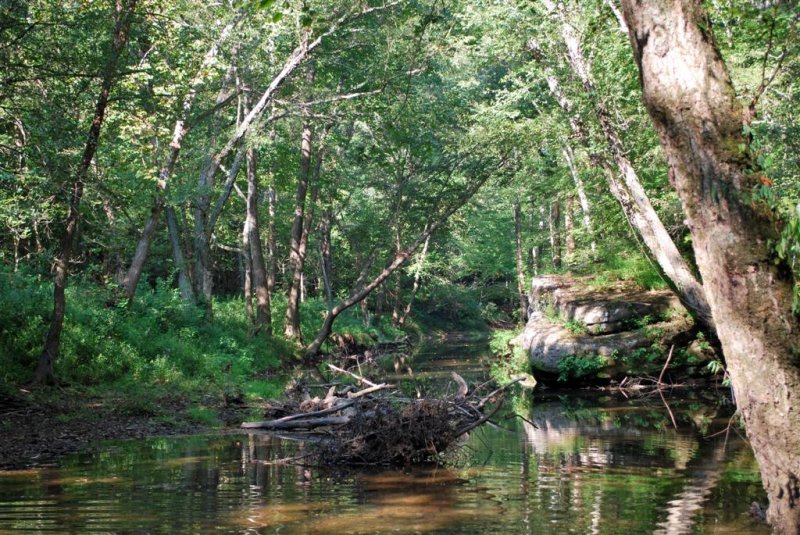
{"left": 556, "top": 355, "right": 607, "bottom": 382}
{"left": 488, "top": 329, "right": 531, "bottom": 385}
{"left": 0, "top": 267, "right": 285, "bottom": 391}
{"left": 0, "top": 0, "right": 797, "bottom": 393}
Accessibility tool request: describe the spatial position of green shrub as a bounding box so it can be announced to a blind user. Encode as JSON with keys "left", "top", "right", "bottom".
{"left": 557, "top": 355, "right": 607, "bottom": 382}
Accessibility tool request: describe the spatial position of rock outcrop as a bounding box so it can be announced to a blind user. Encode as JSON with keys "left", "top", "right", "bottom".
{"left": 512, "top": 275, "right": 698, "bottom": 382}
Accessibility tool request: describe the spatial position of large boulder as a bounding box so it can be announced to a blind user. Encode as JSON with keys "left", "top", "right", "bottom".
{"left": 513, "top": 275, "right": 697, "bottom": 381}
{"left": 529, "top": 275, "right": 682, "bottom": 335}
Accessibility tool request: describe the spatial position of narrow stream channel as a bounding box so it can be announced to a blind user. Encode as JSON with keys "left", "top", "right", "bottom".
{"left": 0, "top": 335, "right": 769, "bottom": 534}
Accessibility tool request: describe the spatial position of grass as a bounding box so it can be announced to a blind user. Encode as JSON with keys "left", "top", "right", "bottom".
{"left": 585, "top": 251, "right": 668, "bottom": 291}
{"left": 186, "top": 406, "right": 221, "bottom": 426}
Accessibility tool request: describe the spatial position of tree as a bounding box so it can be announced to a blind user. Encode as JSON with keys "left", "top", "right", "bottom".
{"left": 35, "top": 0, "right": 138, "bottom": 384}
{"left": 621, "top": 2, "right": 800, "bottom": 532}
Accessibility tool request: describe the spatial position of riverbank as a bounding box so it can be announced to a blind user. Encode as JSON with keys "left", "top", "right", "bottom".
{"left": 0, "top": 384, "right": 264, "bottom": 469}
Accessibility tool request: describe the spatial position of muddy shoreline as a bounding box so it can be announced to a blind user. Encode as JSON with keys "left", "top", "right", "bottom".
{"left": 0, "top": 390, "right": 253, "bottom": 470}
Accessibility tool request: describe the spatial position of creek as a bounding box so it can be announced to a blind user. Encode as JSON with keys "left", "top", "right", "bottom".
{"left": 0, "top": 335, "right": 768, "bottom": 534}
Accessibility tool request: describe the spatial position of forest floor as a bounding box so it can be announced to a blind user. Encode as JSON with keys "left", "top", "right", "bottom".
{"left": 0, "top": 386, "right": 259, "bottom": 469}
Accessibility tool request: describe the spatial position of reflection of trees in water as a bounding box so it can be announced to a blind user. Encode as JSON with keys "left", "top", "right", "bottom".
{"left": 518, "top": 399, "right": 757, "bottom": 534}
{"left": 0, "top": 397, "right": 766, "bottom": 534}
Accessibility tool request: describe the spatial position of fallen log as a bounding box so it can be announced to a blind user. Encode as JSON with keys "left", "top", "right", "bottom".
{"left": 241, "top": 416, "right": 351, "bottom": 430}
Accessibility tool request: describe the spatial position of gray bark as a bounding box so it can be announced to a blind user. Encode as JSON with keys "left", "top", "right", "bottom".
{"left": 122, "top": 11, "right": 243, "bottom": 300}
{"left": 622, "top": 2, "right": 800, "bottom": 532}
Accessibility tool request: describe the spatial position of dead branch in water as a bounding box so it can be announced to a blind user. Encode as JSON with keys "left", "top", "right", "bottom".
{"left": 241, "top": 371, "right": 522, "bottom": 466}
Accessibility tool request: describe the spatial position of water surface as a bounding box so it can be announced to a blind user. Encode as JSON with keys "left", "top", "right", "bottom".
{"left": 0, "top": 336, "right": 768, "bottom": 534}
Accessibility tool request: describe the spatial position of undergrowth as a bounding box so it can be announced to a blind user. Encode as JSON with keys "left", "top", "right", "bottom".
{"left": 488, "top": 329, "right": 530, "bottom": 384}
{"left": 0, "top": 267, "right": 403, "bottom": 403}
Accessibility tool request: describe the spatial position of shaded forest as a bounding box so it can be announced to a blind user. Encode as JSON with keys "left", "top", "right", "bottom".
{"left": 1, "top": 0, "right": 799, "bottom": 532}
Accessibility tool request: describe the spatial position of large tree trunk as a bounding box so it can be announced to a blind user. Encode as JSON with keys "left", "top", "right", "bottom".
{"left": 622, "top": 3, "right": 800, "bottom": 533}
{"left": 513, "top": 201, "right": 529, "bottom": 323}
{"left": 35, "top": 0, "right": 137, "bottom": 384}
{"left": 244, "top": 141, "right": 272, "bottom": 336}
{"left": 529, "top": 35, "right": 713, "bottom": 331}
{"left": 122, "top": 12, "right": 242, "bottom": 300}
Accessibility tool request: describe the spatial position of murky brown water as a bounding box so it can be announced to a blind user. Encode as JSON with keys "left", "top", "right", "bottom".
{"left": 0, "top": 336, "right": 769, "bottom": 534}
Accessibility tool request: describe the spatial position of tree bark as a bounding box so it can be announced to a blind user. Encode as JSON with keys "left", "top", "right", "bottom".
{"left": 564, "top": 195, "right": 576, "bottom": 261}
{"left": 165, "top": 206, "right": 194, "bottom": 302}
{"left": 622, "top": 3, "right": 800, "bottom": 532}
{"left": 245, "top": 146, "right": 272, "bottom": 336}
{"left": 267, "top": 186, "right": 277, "bottom": 297}
{"left": 36, "top": 0, "right": 137, "bottom": 384}
{"left": 122, "top": 11, "right": 242, "bottom": 301}
{"left": 513, "top": 201, "right": 529, "bottom": 323}
{"left": 243, "top": 211, "right": 253, "bottom": 330}
{"left": 563, "top": 144, "right": 596, "bottom": 256}
{"left": 319, "top": 208, "right": 334, "bottom": 310}
{"left": 192, "top": 69, "right": 239, "bottom": 313}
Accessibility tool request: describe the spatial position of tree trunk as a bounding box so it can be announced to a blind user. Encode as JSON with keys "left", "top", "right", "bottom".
{"left": 391, "top": 225, "right": 403, "bottom": 324}
{"left": 243, "top": 212, "right": 253, "bottom": 330}
{"left": 563, "top": 144, "right": 596, "bottom": 256}
{"left": 622, "top": 3, "right": 800, "bottom": 532}
{"left": 165, "top": 206, "right": 195, "bottom": 302}
{"left": 528, "top": 35, "right": 713, "bottom": 331}
{"left": 513, "top": 201, "right": 528, "bottom": 323}
{"left": 549, "top": 199, "right": 561, "bottom": 270}
{"left": 267, "top": 186, "right": 277, "bottom": 297}
{"left": 245, "top": 146, "right": 272, "bottom": 336}
{"left": 192, "top": 69, "right": 239, "bottom": 313}
{"left": 319, "top": 208, "right": 334, "bottom": 310}
{"left": 122, "top": 12, "right": 242, "bottom": 301}
{"left": 36, "top": 0, "right": 137, "bottom": 384}
{"left": 284, "top": 65, "right": 315, "bottom": 341}
{"left": 564, "top": 195, "right": 576, "bottom": 261}
{"left": 548, "top": 2, "right": 714, "bottom": 328}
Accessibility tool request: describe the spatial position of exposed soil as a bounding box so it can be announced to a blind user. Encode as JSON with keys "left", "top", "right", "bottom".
{"left": 0, "top": 388, "right": 254, "bottom": 470}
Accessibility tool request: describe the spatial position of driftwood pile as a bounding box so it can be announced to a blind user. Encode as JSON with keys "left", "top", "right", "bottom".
{"left": 241, "top": 365, "right": 521, "bottom": 466}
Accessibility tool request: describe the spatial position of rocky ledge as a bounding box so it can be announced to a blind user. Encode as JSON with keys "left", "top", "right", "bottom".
{"left": 512, "top": 275, "right": 707, "bottom": 383}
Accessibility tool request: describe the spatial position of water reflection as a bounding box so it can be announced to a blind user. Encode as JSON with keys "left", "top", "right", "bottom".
{"left": 0, "top": 336, "right": 770, "bottom": 534}
{"left": 0, "top": 395, "right": 768, "bottom": 534}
